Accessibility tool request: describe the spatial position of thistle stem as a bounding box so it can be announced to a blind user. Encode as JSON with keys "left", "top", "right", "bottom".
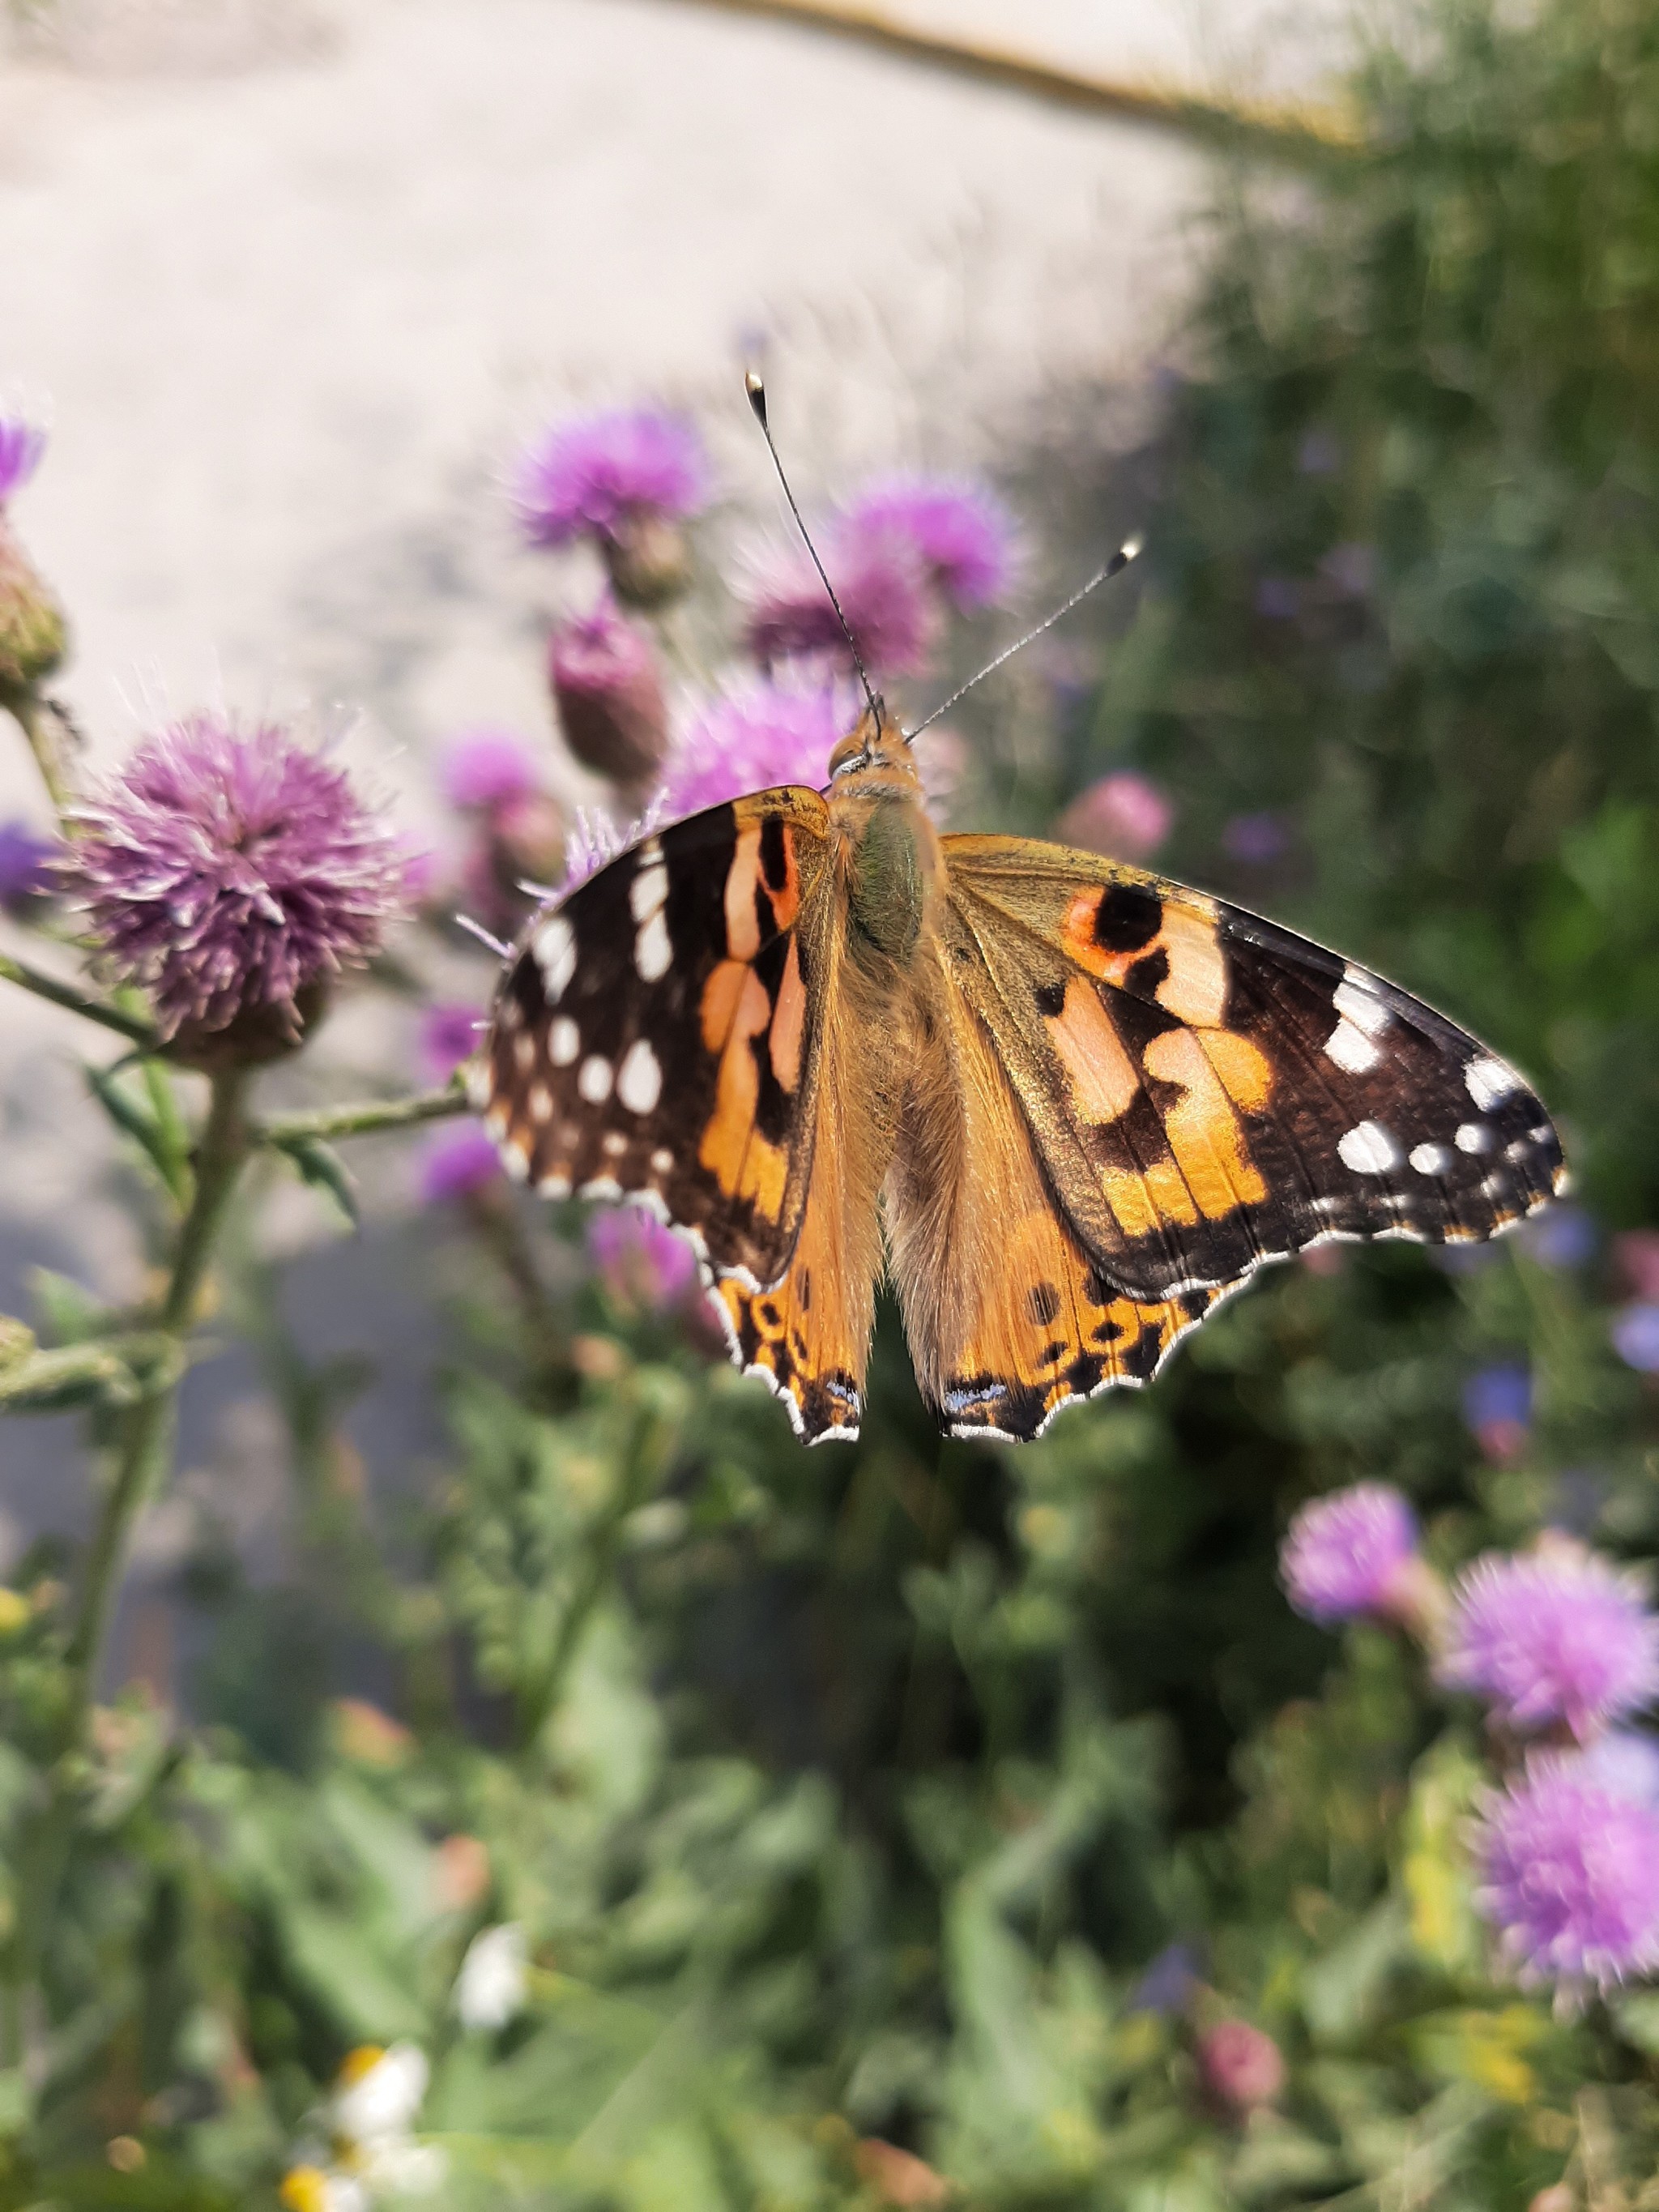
{"left": 0, "top": 950, "right": 160, "bottom": 1048}
{"left": 258, "top": 1080, "right": 467, "bottom": 1148}
{"left": 4, "top": 689, "right": 74, "bottom": 818}
{"left": 60, "top": 1068, "right": 250, "bottom": 1732}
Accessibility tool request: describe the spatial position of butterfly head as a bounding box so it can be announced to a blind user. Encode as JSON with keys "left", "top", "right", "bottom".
{"left": 826, "top": 700, "right": 919, "bottom": 800}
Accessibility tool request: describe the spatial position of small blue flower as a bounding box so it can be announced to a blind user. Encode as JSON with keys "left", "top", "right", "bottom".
{"left": 1518, "top": 1203, "right": 1596, "bottom": 1269}
{"left": 1611, "top": 1304, "right": 1659, "bottom": 1375}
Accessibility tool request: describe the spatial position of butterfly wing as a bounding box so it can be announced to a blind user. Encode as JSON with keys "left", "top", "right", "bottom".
{"left": 884, "top": 835, "right": 1565, "bottom": 1441}
{"left": 885, "top": 970, "right": 1229, "bottom": 1441}
{"left": 475, "top": 788, "right": 881, "bottom": 1442}
{"left": 940, "top": 835, "right": 1564, "bottom": 1297}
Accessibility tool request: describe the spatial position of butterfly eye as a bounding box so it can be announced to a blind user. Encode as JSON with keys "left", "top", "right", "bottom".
{"left": 827, "top": 732, "right": 868, "bottom": 778}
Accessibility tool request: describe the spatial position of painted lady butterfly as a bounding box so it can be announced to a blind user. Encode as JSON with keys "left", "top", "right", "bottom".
{"left": 472, "top": 702, "right": 1564, "bottom": 1444}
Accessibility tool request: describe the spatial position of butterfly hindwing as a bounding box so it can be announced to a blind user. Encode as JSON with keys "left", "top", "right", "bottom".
{"left": 885, "top": 967, "right": 1229, "bottom": 1441}
{"left": 939, "top": 835, "right": 1565, "bottom": 1303}
{"left": 477, "top": 789, "right": 833, "bottom": 1288}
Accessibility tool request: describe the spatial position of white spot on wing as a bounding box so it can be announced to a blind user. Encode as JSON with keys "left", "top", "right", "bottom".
{"left": 534, "top": 915, "right": 576, "bottom": 1002}
{"left": 464, "top": 1063, "right": 493, "bottom": 1112}
{"left": 602, "top": 1131, "right": 627, "bottom": 1156}
{"left": 629, "top": 860, "right": 668, "bottom": 923}
{"left": 578, "top": 1055, "right": 613, "bottom": 1103}
{"left": 650, "top": 1147, "right": 674, "bottom": 1175}
{"left": 617, "top": 1037, "right": 663, "bottom": 1114}
{"left": 514, "top": 1031, "right": 535, "bottom": 1072}
{"left": 1325, "top": 1018, "right": 1381, "bottom": 1074}
{"left": 1338, "top": 1120, "right": 1401, "bottom": 1175}
{"left": 1409, "top": 1142, "right": 1452, "bottom": 1176}
{"left": 1455, "top": 1121, "right": 1492, "bottom": 1155}
{"left": 530, "top": 1084, "right": 552, "bottom": 1124}
{"left": 1335, "top": 970, "right": 1391, "bottom": 1036}
{"left": 538, "top": 1172, "right": 571, "bottom": 1198}
{"left": 501, "top": 1138, "right": 531, "bottom": 1184}
{"left": 1465, "top": 1056, "right": 1520, "bottom": 1109}
{"left": 636, "top": 908, "right": 672, "bottom": 982}
{"left": 550, "top": 1016, "right": 579, "bottom": 1066}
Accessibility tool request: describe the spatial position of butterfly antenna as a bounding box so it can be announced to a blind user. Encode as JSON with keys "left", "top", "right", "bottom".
{"left": 904, "top": 535, "right": 1145, "bottom": 741}
{"left": 745, "top": 369, "right": 880, "bottom": 721}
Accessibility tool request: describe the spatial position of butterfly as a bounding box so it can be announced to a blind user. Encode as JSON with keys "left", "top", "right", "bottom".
{"left": 471, "top": 702, "right": 1565, "bottom": 1445}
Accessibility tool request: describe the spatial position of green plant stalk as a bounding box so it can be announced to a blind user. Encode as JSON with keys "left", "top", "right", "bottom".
{"left": 5, "top": 688, "right": 73, "bottom": 818}
{"left": 2, "top": 1070, "right": 251, "bottom": 2069}
{"left": 514, "top": 1395, "right": 675, "bottom": 1753}
{"left": 60, "top": 1069, "right": 250, "bottom": 1729}
{"left": 0, "top": 949, "right": 160, "bottom": 1048}
{"left": 257, "top": 1079, "right": 467, "bottom": 1147}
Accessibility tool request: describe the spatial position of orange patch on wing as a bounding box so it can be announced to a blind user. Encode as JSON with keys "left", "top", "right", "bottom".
{"left": 1200, "top": 1027, "right": 1273, "bottom": 1112}
{"left": 1143, "top": 1029, "right": 1268, "bottom": 1217}
{"left": 1102, "top": 1155, "right": 1201, "bottom": 1236}
{"left": 1044, "top": 979, "right": 1138, "bottom": 1122}
{"left": 1060, "top": 890, "right": 1114, "bottom": 977}
{"left": 698, "top": 964, "right": 788, "bottom": 1217}
{"left": 770, "top": 938, "right": 806, "bottom": 1094}
{"left": 701, "top": 959, "right": 748, "bottom": 1053}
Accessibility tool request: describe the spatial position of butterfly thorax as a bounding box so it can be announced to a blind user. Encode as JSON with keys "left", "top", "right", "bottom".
{"left": 826, "top": 707, "right": 941, "bottom": 971}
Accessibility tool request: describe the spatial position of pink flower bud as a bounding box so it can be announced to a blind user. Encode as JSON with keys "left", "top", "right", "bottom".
{"left": 550, "top": 599, "right": 668, "bottom": 795}
{"left": 1196, "top": 2019, "right": 1285, "bottom": 2114}
{"left": 1056, "top": 772, "right": 1173, "bottom": 863}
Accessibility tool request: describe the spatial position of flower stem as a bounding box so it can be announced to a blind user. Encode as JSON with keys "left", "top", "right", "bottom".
{"left": 2, "top": 1070, "right": 251, "bottom": 2069}
{"left": 4, "top": 688, "right": 74, "bottom": 818}
{"left": 61, "top": 1069, "right": 250, "bottom": 1732}
{"left": 0, "top": 949, "right": 160, "bottom": 1048}
{"left": 257, "top": 1080, "right": 467, "bottom": 1148}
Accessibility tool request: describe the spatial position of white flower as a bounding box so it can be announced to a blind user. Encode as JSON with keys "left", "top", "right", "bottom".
{"left": 331, "top": 2043, "right": 429, "bottom": 2148}
{"left": 454, "top": 1921, "right": 529, "bottom": 2031}
{"left": 360, "top": 2141, "right": 446, "bottom": 2197}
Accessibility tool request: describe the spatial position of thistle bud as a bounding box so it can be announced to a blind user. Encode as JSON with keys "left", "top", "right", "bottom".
{"left": 550, "top": 598, "right": 667, "bottom": 796}
{"left": 0, "top": 522, "right": 66, "bottom": 704}
{"left": 599, "top": 508, "right": 693, "bottom": 609}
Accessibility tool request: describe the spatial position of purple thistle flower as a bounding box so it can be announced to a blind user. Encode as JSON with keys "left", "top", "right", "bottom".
{"left": 586, "top": 1202, "right": 698, "bottom": 1313}
{"left": 1296, "top": 428, "right": 1342, "bottom": 477}
{"left": 1128, "top": 1941, "right": 1202, "bottom": 2015}
{"left": 0, "top": 412, "right": 45, "bottom": 506}
{"left": 419, "top": 1001, "right": 483, "bottom": 1085}
{"left": 1461, "top": 1362, "right": 1531, "bottom": 1463}
{"left": 66, "top": 714, "right": 410, "bottom": 1053}
{"left": 419, "top": 1122, "right": 501, "bottom": 1206}
{"left": 838, "top": 478, "right": 1016, "bottom": 612}
{"left": 1222, "top": 811, "right": 1289, "bottom": 865}
{"left": 1614, "top": 1232, "right": 1659, "bottom": 1303}
{"left": 1196, "top": 2021, "right": 1285, "bottom": 2113}
{"left": 0, "top": 817, "right": 56, "bottom": 909}
{"left": 1281, "top": 1483, "right": 1420, "bottom": 1627}
{"left": 1254, "top": 576, "right": 1300, "bottom": 621}
{"left": 1439, "top": 1540, "right": 1659, "bottom": 1738}
{"left": 512, "top": 406, "right": 707, "bottom": 549}
{"left": 1056, "top": 772, "right": 1173, "bottom": 863}
{"left": 1611, "top": 1303, "right": 1659, "bottom": 1376}
{"left": 549, "top": 596, "right": 667, "bottom": 792}
{"left": 1475, "top": 1757, "right": 1659, "bottom": 1993}
{"left": 1570, "top": 1731, "right": 1659, "bottom": 1809}
{"left": 439, "top": 727, "right": 540, "bottom": 815}
{"left": 745, "top": 536, "right": 936, "bottom": 680}
{"left": 656, "top": 682, "right": 851, "bottom": 823}
{"left": 1517, "top": 1202, "right": 1596, "bottom": 1270}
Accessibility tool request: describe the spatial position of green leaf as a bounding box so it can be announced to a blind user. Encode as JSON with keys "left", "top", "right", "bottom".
{"left": 84, "top": 1060, "right": 189, "bottom": 1205}
{"left": 270, "top": 1131, "right": 360, "bottom": 1227}
{"left": 29, "top": 1266, "right": 111, "bottom": 1344}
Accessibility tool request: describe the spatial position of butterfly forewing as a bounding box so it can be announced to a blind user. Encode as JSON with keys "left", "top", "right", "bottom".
{"left": 939, "top": 836, "right": 1565, "bottom": 1302}
{"left": 476, "top": 788, "right": 833, "bottom": 1288}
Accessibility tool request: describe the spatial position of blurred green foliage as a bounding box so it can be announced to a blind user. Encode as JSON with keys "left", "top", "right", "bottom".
{"left": 5, "top": 0, "right": 1659, "bottom": 2203}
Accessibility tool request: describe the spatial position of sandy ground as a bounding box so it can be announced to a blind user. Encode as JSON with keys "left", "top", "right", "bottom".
{"left": 0, "top": 0, "right": 1344, "bottom": 1619}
